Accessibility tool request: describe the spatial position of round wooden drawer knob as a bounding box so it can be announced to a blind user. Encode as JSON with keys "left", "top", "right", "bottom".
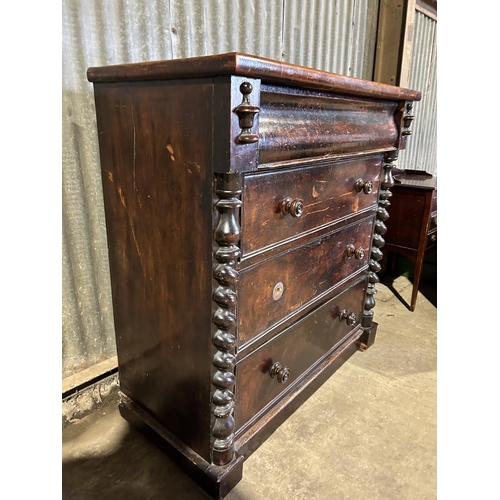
{"left": 280, "top": 197, "right": 304, "bottom": 218}
{"left": 339, "top": 309, "right": 357, "bottom": 326}
{"left": 354, "top": 178, "right": 373, "bottom": 194}
{"left": 270, "top": 362, "right": 291, "bottom": 384}
{"left": 346, "top": 244, "right": 365, "bottom": 260}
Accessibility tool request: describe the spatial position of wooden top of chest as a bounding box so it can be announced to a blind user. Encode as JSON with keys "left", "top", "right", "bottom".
{"left": 87, "top": 52, "right": 421, "bottom": 102}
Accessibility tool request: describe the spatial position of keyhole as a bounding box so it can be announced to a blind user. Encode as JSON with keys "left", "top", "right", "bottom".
{"left": 272, "top": 282, "right": 284, "bottom": 301}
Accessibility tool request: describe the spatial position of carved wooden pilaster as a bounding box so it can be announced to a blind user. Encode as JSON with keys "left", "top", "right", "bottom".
{"left": 211, "top": 173, "right": 243, "bottom": 466}
{"left": 360, "top": 151, "right": 398, "bottom": 349}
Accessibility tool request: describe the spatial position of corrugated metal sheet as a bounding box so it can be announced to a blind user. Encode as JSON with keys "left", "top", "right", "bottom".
{"left": 399, "top": 11, "right": 437, "bottom": 175}
{"left": 62, "top": 0, "right": 381, "bottom": 380}
{"left": 282, "top": 0, "right": 379, "bottom": 79}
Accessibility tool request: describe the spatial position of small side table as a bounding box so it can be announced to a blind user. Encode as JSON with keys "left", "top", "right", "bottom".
{"left": 383, "top": 171, "right": 437, "bottom": 311}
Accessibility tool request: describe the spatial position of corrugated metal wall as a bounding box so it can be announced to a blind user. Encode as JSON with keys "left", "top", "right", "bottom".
{"left": 62, "top": 0, "right": 381, "bottom": 380}
{"left": 399, "top": 11, "right": 437, "bottom": 175}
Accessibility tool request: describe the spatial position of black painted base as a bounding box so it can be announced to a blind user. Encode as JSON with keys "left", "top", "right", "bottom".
{"left": 358, "top": 321, "right": 378, "bottom": 351}
{"left": 118, "top": 393, "right": 244, "bottom": 500}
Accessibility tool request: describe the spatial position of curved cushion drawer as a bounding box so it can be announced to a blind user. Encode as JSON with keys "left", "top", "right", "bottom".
{"left": 235, "top": 277, "right": 367, "bottom": 432}
{"left": 241, "top": 155, "right": 382, "bottom": 256}
{"left": 258, "top": 90, "right": 398, "bottom": 164}
{"left": 238, "top": 215, "right": 373, "bottom": 346}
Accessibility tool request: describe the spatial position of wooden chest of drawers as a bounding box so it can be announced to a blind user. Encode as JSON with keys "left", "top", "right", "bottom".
{"left": 88, "top": 53, "right": 420, "bottom": 499}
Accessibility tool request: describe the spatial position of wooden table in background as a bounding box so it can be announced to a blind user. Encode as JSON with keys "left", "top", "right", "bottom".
{"left": 383, "top": 172, "right": 437, "bottom": 311}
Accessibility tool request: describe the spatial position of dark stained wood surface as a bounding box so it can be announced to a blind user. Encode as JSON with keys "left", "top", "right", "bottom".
{"left": 383, "top": 181, "right": 437, "bottom": 311}
{"left": 431, "top": 189, "right": 437, "bottom": 213}
{"left": 212, "top": 75, "right": 261, "bottom": 174}
{"left": 93, "top": 79, "right": 214, "bottom": 461}
{"left": 258, "top": 92, "right": 398, "bottom": 163}
{"left": 383, "top": 187, "right": 426, "bottom": 250}
{"left": 235, "top": 277, "right": 367, "bottom": 431}
{"left": 238, "top": 216, "right": 374, "bottom": 344}
{"left": 235, "top": 326, "right": 363, "bottom": 457}
{"left": 119, "top": 394, "right": 245, "bottom": 500}
{"left": 88, "top": 52, "right": 422, "bottom": 101}
{"left": 241, "top": 155, "right": 382, "bottom": 255}
{"left": 89, "top": 52, "right": 422, "bottom": 498}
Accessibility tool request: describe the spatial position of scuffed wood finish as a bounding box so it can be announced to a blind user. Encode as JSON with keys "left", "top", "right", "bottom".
{"left": 212, "top": 76, "right": 261, "bottom": 174}
{"left": 93, "top": 80, "right": 214, "bottom": 461}
{"left": 89, "top": 52, "right": 421, "bottom": 500}
{"left": 235, "top": 277, "right": 367, "bottom": 432}
{"left": 258, "top": 92, "right": 399, "bottom": 163}
{"left": 238, "top": 216, "right": 374, "bottom": 345}
{"left": 241, "top": 155, "right": 382, "bottom": 255}
{"left": 88, "top": 52, "right": 422, "bottom": 102}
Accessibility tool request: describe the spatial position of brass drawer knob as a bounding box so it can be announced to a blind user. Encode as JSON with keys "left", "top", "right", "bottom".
{"left": 270, "top": 362, "right": 291, "bottom": 384}
{"left": 280, "top": 197, "right": 304, "bottom": 218}
{"left": 354, "top": 178, "right": 373, "bottom": 194}
{"left": 346, "top": 244, "right": 365, "bottom": 260}
{"left": 430, "top": 233, "right": 437, "bottom": 242}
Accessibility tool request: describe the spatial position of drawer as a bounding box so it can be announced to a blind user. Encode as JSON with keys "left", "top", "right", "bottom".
{"left": 258, "top": 89, "right": 399, "bottom": 164}
{"left": 427, "top": 231, "right": 437, "bottom": 248}
{"left": 238, "top": 215, "right": 373, "bottom": 345}
{"left": 235, "top": 277, "right": 367, "bottom": 432}
{"left": 241, "top": 155, "right": 381, "bottom": 256}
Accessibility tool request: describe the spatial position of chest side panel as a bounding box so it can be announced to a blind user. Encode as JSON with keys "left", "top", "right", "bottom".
{"left": 94, "top": 80, "right": 214, "bottom": 461}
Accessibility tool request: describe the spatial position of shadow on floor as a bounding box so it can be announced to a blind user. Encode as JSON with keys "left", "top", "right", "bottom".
{"left": 63, "top": 426, "right": 211, "bottom": 500}
{"left": 380, "top": 250, "right": 437, "bottom": 311}
{"left": 62, "top": 393, "right": 256, "bottom": 500}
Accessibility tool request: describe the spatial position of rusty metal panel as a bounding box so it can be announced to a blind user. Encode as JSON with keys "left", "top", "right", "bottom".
{"left": 399, "top": 11, "right": 437, "bottom": 175}
{"left": 62, "top": 0, "right": 381, "bottom": 381}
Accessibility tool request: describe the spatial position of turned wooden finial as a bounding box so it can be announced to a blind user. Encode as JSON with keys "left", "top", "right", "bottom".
{"left": 234, "top": 82, "right": 260, "bottom": 144}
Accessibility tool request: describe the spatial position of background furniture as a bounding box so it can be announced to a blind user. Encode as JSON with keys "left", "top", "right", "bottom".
{"left": 383, "top": 171, "right": 437, "bottom": 311}
{"left": 88, "top": 53, "right": 420, "bottom": 499}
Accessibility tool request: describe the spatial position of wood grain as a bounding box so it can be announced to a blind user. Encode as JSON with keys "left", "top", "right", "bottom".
{"left": 238, "top": 216, "right": 374, "bottom": 345}
{"left": 258, "top": 92, "right": 399, "bottom": 163}
{"left": 94, "top": 79, "right": 214, "bottom": 461}
{"left": 88, "top": 52, "right": 421, "bottom": 101}
{"left": 241, "top": 155, "right": 382, "bottom": 255}
{"left": 235, "top": 277, "right": 367, "bottom": 431}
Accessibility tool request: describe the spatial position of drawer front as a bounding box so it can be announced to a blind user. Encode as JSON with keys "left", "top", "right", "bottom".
{"left": 258, "top": 90, "right": 399, "bottom": 164}
{"left": 235, "top": 277, "right": 367, "bottom": 432}
{"left": 241, "top": 155, "right": 382, "bottom": 256}
{"left": 238, "top": 216, "right": 373, "bottom": 345}
{"left": 427, "top": 231, "right": 437, "bottom": 248}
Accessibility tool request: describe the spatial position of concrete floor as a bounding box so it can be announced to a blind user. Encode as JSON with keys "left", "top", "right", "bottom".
{"left": 62, "top": 276, "right": 436, "bottom": 500}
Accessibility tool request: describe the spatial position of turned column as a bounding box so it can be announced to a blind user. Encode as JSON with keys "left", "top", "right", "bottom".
{"left": 359, "top": 150, "right": 397, "bottom": 350}
{"left": 211, "top": 173, "right": 243, "bottom": 466}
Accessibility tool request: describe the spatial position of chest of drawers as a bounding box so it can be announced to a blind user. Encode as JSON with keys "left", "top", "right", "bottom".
{"left": 384, "top": 172, "right": 437, "bottom": 311}
{"left": 88, "top": 53, "right": 420, "bottom": 499}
